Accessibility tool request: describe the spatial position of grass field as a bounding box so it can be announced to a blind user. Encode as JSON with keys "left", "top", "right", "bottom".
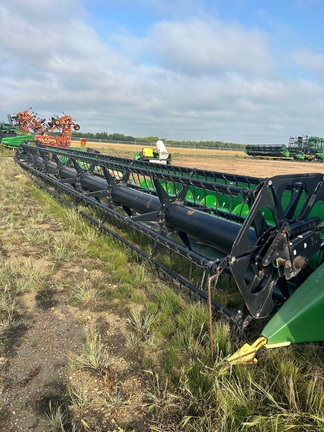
{"left": 0, "top": 145, "right": 323, "bottom": 431}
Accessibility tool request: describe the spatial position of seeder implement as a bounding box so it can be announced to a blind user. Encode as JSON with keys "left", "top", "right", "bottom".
{"left": 14, "top": 143, "right": 324, "bottom": 363}
{"left": 2, "top": 110, "right": 80, "bottom": 148}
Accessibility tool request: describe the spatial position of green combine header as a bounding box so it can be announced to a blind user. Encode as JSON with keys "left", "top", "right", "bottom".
{"left": 0, "top": 122, "right": 33, "bottom": 148}
{"left": 245, "top": 144, "right": 290, "bottom": 158}
{"left": 14, "top": 142, "right": 324, "bottom": 364}
{"left": 245, "top": 135, "right": 324, "bottom": 162}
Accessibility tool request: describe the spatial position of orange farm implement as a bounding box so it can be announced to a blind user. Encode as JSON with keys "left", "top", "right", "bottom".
{"left": 1, "top": 109, "right": 80, "bottom": 148}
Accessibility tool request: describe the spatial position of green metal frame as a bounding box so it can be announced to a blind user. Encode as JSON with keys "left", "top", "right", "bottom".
{"left": 262, "top": 262, "right": 324, "bottom": 347}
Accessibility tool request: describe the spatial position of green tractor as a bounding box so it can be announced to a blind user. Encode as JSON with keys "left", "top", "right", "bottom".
{"left": 135, "top": 140, "right": 172, "bottom": 164}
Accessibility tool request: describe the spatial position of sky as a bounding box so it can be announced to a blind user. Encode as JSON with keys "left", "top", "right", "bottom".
{"left": 1, "top": 0, "right": 324, "bottom": 144}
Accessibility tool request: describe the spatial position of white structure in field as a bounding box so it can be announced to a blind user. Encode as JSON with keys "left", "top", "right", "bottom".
{"left": 156, "top": 140, "right": 169, "bottom": 160}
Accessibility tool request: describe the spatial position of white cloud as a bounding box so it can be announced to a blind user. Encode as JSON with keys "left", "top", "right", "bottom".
{"left": 293, "top": 49, "right": 324, "bottom": 79}
{"left": 143, "top": 18, "right": 273, "bottom": 77}
{"left": 0, "top": 0, "right": 324, "bottom": 143}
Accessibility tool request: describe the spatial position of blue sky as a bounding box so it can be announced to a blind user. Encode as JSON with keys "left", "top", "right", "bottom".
{"left": 1, "top": 0, "right": 324, "bottom": 144}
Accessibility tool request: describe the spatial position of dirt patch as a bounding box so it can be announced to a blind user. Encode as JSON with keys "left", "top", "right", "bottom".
{"left": 1, "top": 301, "right": 82, "bottom": 431}
{"left": 173, "top": 155, "right": 324, "bottom": 177}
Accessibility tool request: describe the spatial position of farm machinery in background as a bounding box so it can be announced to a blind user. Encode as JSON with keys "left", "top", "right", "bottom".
{"left": 245, "top": 144, "right": 290, "bottom": 159}
{"left": 38, "top": 114, "right": 81, "bottom": 147}
{"left": 1, "top": 109, "right": 80, "bottom": 148}
{"left": 134, "top": 140, "right": 172, "bottom": 164}
{"left": 288, "top": 135, "right": 324, "bottom": 161}
{"left": 14, "top": 143, "right": 324, "bottom": 364}
{"left": 245, "top": 135, "right": 324, "bottom": 162}
{"left": 0, "top": 109, "right": 39, "bottom": 147}
{"left": 0, "top": 122, "right": 24, "bottom": 140}
{"left": 9, "top": 108, "right": 47, "bottom": 134}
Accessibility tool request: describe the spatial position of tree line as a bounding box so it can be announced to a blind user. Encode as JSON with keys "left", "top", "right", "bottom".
{"left": 72, "top": 131, "right": 245, "bottom": 150}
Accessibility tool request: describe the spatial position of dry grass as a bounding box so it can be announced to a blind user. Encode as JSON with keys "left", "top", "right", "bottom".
{"left": 71, "top": 139, "right": 246, "bottom": 157}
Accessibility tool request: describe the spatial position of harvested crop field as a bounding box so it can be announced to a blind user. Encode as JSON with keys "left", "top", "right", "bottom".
{"left": 73, "top": 140, "right": 324, "bottom": 177}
